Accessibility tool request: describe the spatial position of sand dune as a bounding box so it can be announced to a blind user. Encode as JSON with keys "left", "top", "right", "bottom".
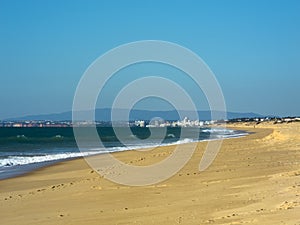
{"left": 1, "top": 123, "right": 299, "bottom": 224}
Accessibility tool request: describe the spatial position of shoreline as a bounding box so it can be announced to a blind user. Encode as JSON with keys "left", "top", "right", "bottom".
{"left": 0, "top": 127, "right": 247, "bottom": 181}
{"left": 1, "top": 123, "right": 299, "bottom": 224}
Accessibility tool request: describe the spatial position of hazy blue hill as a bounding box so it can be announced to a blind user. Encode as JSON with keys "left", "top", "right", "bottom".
{"left": 7, "top": 109, "right": 264, "bottom": 121}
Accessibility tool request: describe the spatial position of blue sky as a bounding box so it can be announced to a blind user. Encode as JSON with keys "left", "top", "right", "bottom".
{"left": 0, "top": 0, "right": 299, "bottom": 119}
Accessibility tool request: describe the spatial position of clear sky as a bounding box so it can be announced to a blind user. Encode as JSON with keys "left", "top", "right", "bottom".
{"left": 0, "top": 0, "right": 299, "bottom": 119}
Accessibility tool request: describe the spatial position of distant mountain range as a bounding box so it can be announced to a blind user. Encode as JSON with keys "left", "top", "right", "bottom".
{"left": 6, "top": 109, "right": 265, "bottom": 122}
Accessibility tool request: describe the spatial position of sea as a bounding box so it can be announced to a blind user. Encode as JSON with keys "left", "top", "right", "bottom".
{"left": 0, "top": 127, "right": 247, "bottom": 180}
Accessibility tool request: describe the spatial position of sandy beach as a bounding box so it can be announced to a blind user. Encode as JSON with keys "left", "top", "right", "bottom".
{"left": 1, "top": 123, "right": 299, "bottom": 225}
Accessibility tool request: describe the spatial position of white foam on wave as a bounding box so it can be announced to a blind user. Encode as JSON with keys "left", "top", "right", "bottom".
{"left": 168, "top": 138, "right": 195, "bottom": 145}
{"left": 0, "top": 151, "right": 103, "bottom": 167}
{"left": 202, "top": 128, "right": 235, "bottom": 134}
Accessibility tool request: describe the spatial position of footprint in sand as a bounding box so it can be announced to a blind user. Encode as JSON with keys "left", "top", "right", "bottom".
{"left": 36, "top": 188, "right": 46, "bottom": 192}
{"left": 278, "top": 200, "right": 300, "bottom": 210}
{"left": 91, "top": 185, "right": 102, "bottom": 190}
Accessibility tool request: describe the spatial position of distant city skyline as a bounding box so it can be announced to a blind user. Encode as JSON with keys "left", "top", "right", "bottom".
{"left": 0, "top": 0, "right": 300, "bottom": 119}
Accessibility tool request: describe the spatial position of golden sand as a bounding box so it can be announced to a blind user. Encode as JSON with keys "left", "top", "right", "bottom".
{"left": 0, "top": 123, "right": 299, "bottom": 224}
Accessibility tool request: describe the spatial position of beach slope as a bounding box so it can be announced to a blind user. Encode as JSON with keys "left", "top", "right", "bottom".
{"left": 1, "top": 123, "right": 299, "bottom": 224}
